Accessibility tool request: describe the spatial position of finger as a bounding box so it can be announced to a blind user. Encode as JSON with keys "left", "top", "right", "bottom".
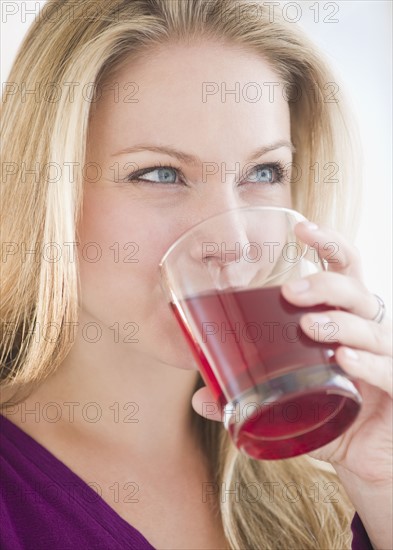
{"left": 294, "top": 220, "right": 364, "bottom": 279}
{"left": 335, "top": 345, "right": 393, "bottom": 398}
{"left": 299, "top": 310, "right": 393, "bottom": 357}
{"left": 191, "top": 386, "right": 223, "bottom": 422}
{"left": 281, "top": 271, "right": 385, "bottom": 323}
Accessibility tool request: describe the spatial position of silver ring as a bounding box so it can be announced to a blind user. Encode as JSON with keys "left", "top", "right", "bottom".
{"left": 372, "top": 294, "right": 386, "bottom": 324}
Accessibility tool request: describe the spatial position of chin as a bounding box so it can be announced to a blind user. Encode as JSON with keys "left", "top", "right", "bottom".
{"left": 167, "top": 346, "right": 200, "bottom": 371}
{"left": 156, "top": 338, "right": 201, "bottom": 372}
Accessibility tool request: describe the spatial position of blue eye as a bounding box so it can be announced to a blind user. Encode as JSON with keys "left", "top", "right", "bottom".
{"left": 125, "top": 164, "right": 180, "bottom": 184}
{"left": 138, "top": 167, "right": 177, "bottom": 183}
{"left": 248, "top": 166, "right": 274, "bottom": 183}
{"left": 245, "top": 163, "right": 285, "bottom": 184}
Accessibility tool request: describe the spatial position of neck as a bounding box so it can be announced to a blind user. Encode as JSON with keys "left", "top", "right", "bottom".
{"left": 6, "top": 315, "right": 202, "bottom": 462}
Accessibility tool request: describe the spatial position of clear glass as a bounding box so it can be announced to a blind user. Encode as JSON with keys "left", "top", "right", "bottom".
{"left": 159, "top": 206, "right": 362, "bottom": 460}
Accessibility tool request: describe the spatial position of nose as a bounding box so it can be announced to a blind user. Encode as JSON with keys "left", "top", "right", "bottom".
{"left": 189, "top": 206, "right": 247, "bottom": 264}
{"left": 187, "top": 205, "right": 261, "bottom": 290}
{"left": 187, "top": 187, "right": 247, "bottom": 259}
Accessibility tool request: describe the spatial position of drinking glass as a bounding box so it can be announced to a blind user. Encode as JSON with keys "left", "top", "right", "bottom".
{"left": 159, "top": 206, "right": 362, "bottom": 460}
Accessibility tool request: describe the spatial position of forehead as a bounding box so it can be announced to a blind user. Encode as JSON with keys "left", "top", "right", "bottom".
{"left": 90, "top": 42, "right": 291, "bottom": 157}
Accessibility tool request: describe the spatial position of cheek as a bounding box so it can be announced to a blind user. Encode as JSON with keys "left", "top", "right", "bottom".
{"left": 75, "top": 190, "right": 200, "bottom": 365}
{"left": 75, "top": 189, "right": 182, "bottom": 319}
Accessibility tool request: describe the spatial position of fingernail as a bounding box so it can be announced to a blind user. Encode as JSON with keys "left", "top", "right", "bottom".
{"left": 304, "top": 221, "right": 318, "bottom": 231}
{"left": 342, "top": 347, "right": 359, "bottom": 361}
{"left": 307, "top": 313, "right": 331, "bottom": 324}
{"left": 286, "top": 279, "right": 310, "bottom": 293}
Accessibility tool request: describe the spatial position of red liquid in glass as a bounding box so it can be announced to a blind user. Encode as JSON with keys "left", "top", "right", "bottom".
{"left": 171, "top": 285, "right": 360, "bottom": 459}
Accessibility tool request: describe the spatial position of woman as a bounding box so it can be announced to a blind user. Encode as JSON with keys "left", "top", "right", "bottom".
{"left": 1, "top": 0, "right": 391, "bottom": 548}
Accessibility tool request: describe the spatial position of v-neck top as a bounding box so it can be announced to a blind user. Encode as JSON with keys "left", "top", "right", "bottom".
{"left": 0, "top": 413, "right": 373, "bottom": 549}
{"left": 0, "top": 413, "right": 156, "bottom": 549}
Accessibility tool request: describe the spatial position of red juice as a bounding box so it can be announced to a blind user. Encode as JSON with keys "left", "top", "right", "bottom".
{"left": 171, "top": 285, "right": 360, "bottom": 459}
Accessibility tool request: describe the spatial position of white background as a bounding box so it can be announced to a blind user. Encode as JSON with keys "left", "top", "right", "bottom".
{"left": 1, "top": 0, "right": 392, "bottom": 312}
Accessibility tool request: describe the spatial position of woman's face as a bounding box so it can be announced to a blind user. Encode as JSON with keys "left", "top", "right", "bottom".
{"left": 78, "top": 42, "right": 294, "bottom": 370}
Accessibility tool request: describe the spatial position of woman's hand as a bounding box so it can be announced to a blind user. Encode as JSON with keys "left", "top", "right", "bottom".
{"left": 279, "top": 220, "right": 392, "bottom": 483}
{"left": 192, "top": 220, "right": 392, "bottom": 548}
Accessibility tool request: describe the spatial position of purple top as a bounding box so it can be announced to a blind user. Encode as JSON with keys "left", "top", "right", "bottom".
{"left": 0, "top": 414, "right": 373, "bottom": 550}
{"left": 351, "top": 511, "right": 374, "bottom": 550}
{"left": 0, "top": 414, "right": 155, "bottom": 549}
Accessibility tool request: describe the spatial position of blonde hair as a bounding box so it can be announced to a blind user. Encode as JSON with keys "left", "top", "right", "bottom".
{"left": 1, "top": 0, "right": 362, "bottom": 547}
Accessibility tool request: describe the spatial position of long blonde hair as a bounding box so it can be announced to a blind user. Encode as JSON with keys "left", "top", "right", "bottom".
{"left": 1, "top": 0, "right": 362, "bottom": 547}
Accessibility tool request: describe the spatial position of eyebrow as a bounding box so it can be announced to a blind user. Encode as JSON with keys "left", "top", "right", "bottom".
{"left": 111, "top": 140, "right": 296, "bottom": 165}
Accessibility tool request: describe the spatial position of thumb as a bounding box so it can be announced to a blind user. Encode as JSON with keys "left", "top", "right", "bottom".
{"left": 191, "top": 386, "right": 224, "bottom": 422}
